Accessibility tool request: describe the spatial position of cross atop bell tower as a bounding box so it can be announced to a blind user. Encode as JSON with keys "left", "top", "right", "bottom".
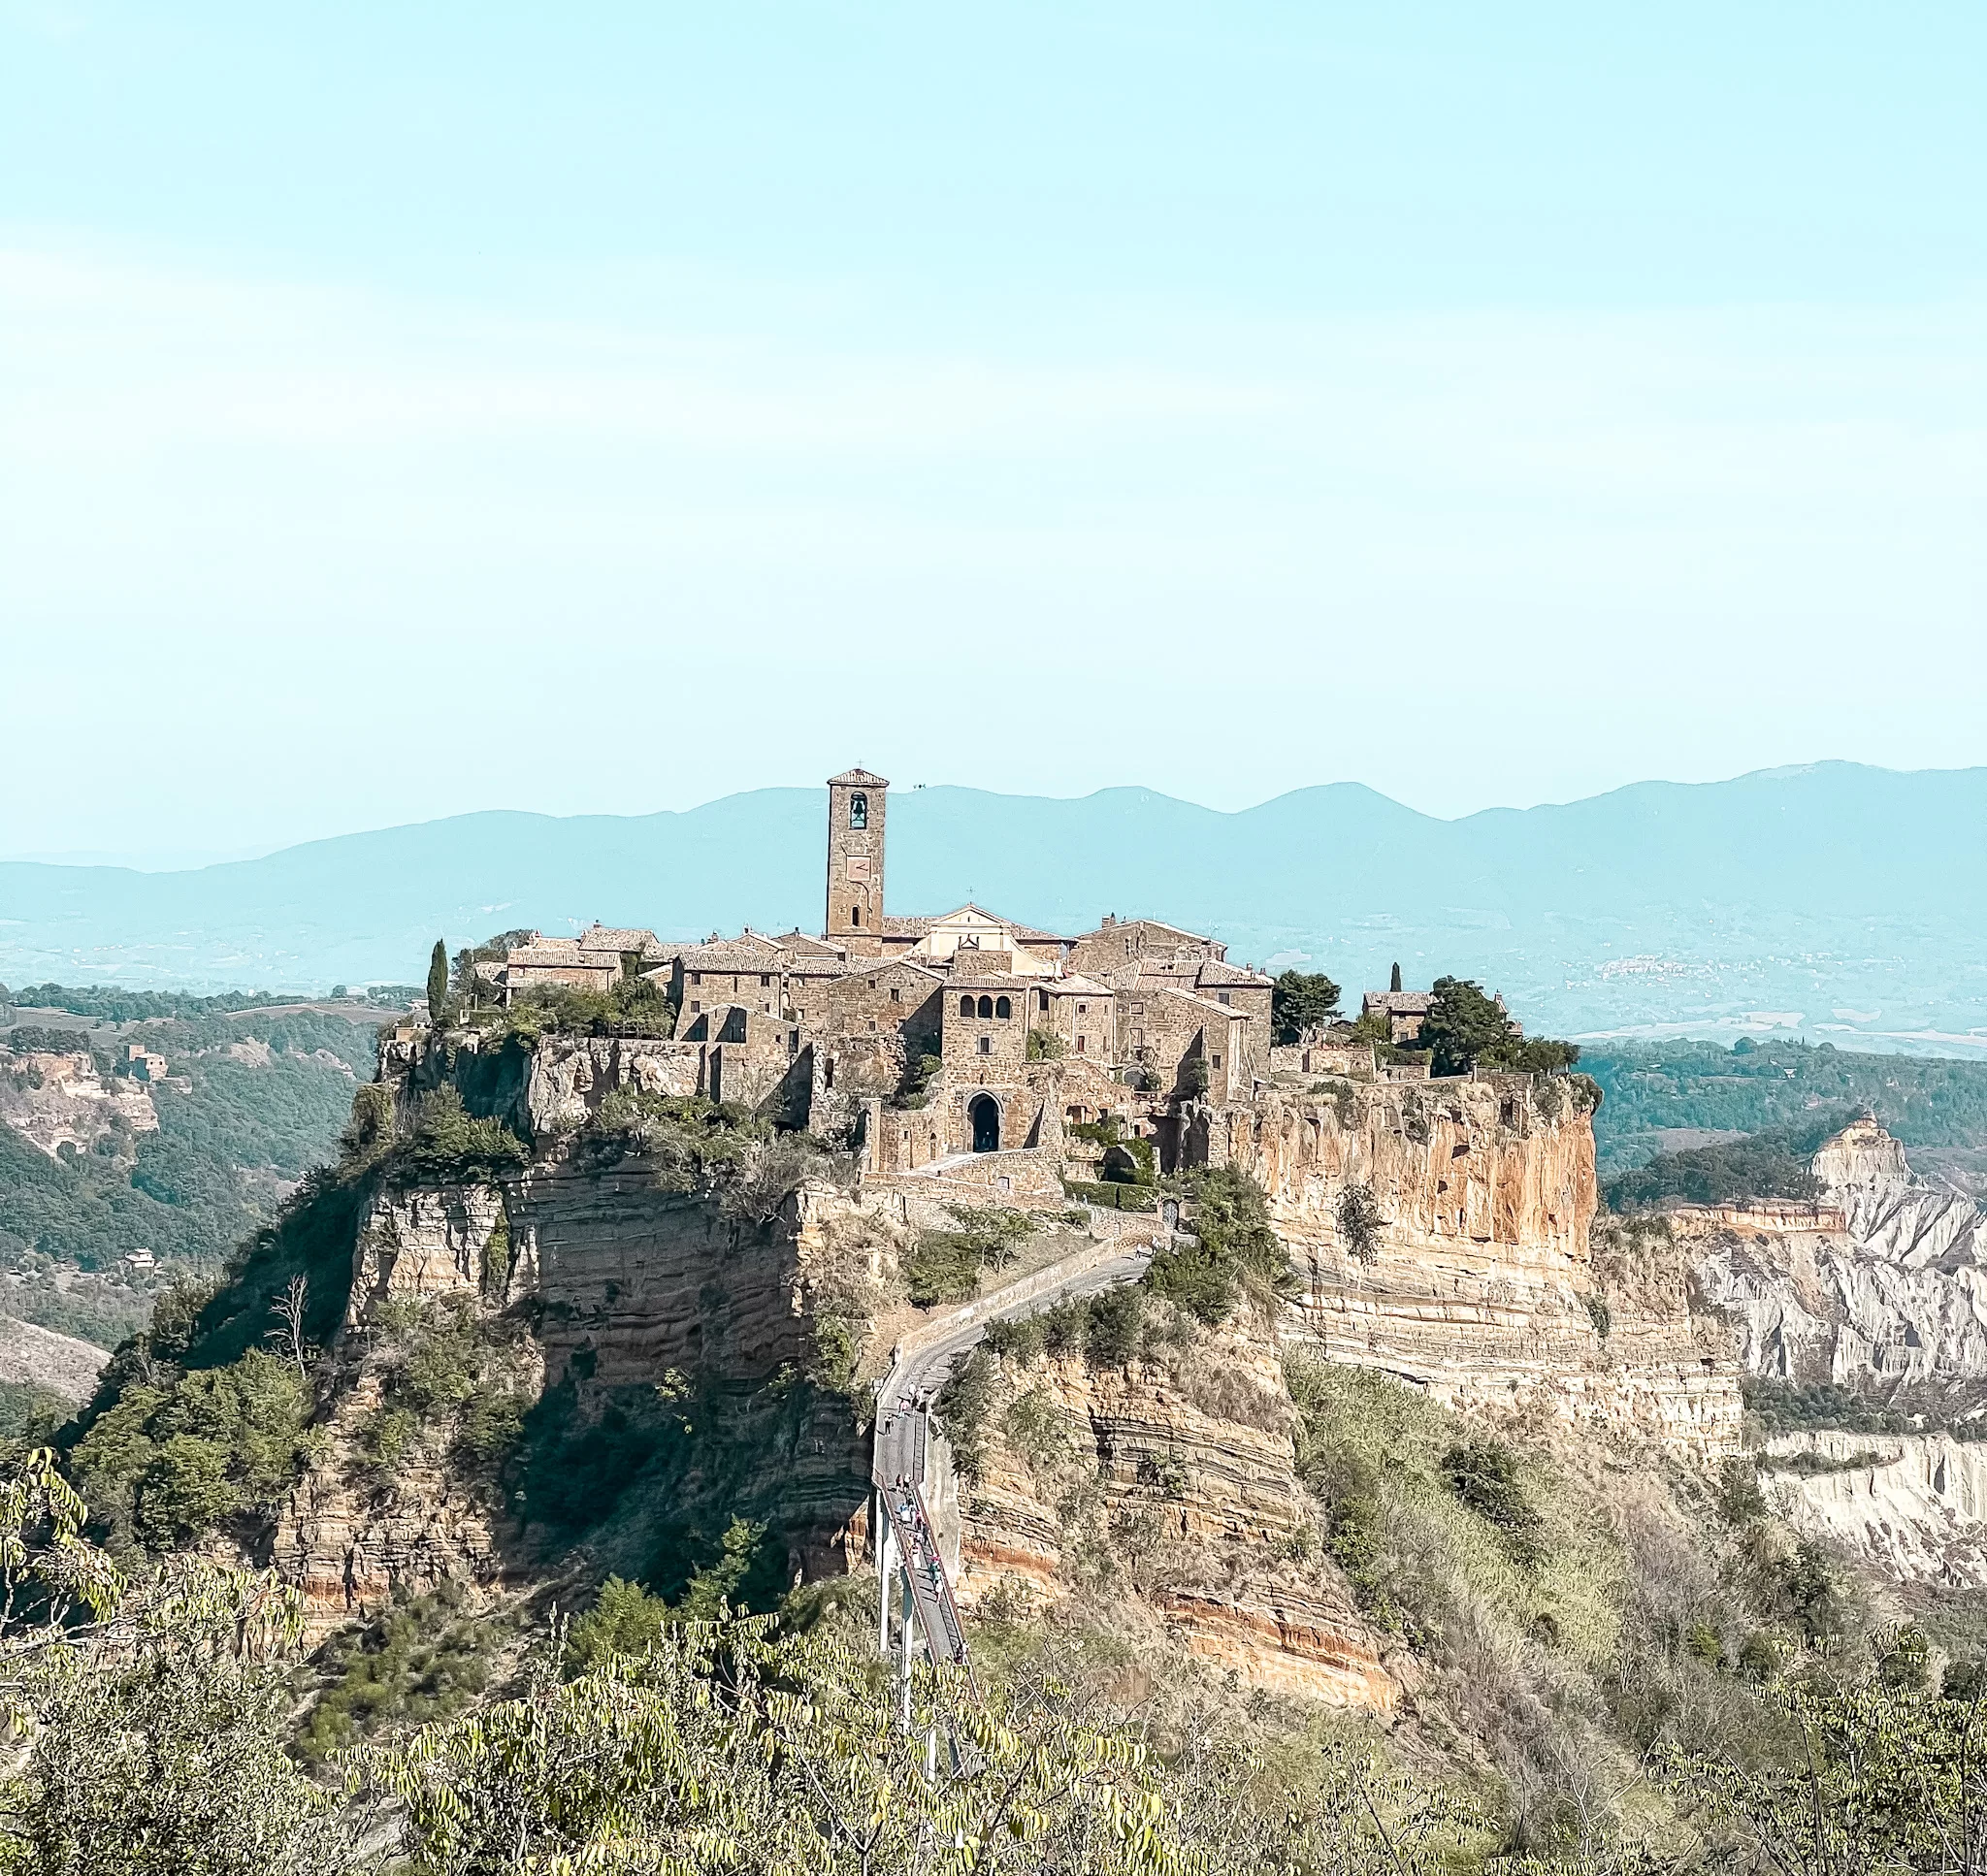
{"left": 826, "top": 767, "right": 889, "bottom": 950}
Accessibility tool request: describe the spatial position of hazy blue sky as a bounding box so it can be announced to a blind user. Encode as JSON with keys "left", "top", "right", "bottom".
{"left": 3, "top": 3, "right": 1982, "bottom": 865}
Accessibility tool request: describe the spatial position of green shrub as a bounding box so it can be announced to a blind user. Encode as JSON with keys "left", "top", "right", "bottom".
{"left": 1063, "top": 1181, "right": 1156, "bottom": 1213}
{"left": 565, "top": 1576, "right": 673, "bottom": 1674}
{"left": 1439, "top": 1439, "right": 1544, "bottom": 1565}
{"left": 1146, "top": 1164, "right": 1292, "bottom": 1325}
{"left": 584, "top": 1092, "right": 765, "bottom": 1185}
{"left": 70, "top": 1344, "right": 314, "bottom": 1552}
{"left": 1082, "top": 1285, "right": 1145, "bottom": 1368}
{"left": 934, "top": 1348, "right": 996, "bottom": 1481}
{"left": 404, "top": 1085, "right": 528, "bottom": 1179}
{"left": 298, "top": 1581, "right": 499, "bottom": 1763}
{"left": 901, "top": 1207, "right": 1036, "bottom": 1307}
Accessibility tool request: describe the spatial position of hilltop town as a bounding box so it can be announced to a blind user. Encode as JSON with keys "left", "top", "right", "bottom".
{"left": 449, "top": 766, "right": 1531, "bottom": 1212}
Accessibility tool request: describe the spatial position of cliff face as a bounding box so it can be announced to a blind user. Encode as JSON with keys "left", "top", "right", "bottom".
{"left": 1208, "top": 1083, "right": 1741, "bottom": 1456}
{"left": 0, "top": 1049, "right": 158, "bottom": 1158}
{"left": 1691, "top": 1118, "right": 1987, "bottom": 1402}
{"left": 1765, "top": 1428, "right": 1987, "bottom": 1587}
{"left": 947, "top": 1327, "right": 1395, "bottom": 1709}
{"left": 275, "top": 1157, "right": 883, "bottom": 1631}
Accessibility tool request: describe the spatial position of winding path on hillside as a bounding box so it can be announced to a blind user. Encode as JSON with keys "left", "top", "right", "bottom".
{"left": 868, "top": 1222, "right": 1156, "bottom": 1682}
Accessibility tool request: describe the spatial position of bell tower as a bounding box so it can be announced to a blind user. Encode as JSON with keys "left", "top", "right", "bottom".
{"left": 826, "top": 767, "right": 889, "bottom": 950}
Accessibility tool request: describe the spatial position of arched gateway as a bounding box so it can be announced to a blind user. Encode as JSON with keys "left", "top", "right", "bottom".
{"left": 968, "top": 1093, "right": 1000, "bottom": 1153}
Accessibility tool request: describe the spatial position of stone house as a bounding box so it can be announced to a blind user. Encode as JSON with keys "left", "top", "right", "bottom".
{"left": 1020, "top": 974, "right": 1117, "bottom": 1063}
{"left": 1361, "top": 988, "right": 1435, "bottom": 1044}
{"left": 1115, "top": 984, "right": 1253, "bottom": 1103}
{"left": 1066, "top": 915, "right": 1225, "bottom": 977}
{"left": 1121, "top": 955, "right": 1274, "bottom": 1081}
{"left": 501, "top": 940, "right": 623, "bottom": 1000}
{"left": 670, "top": 937, "right": 789, "bottom": 1019}
{"left": 686, "top": 1006, "right": 801, "bottom": 1108}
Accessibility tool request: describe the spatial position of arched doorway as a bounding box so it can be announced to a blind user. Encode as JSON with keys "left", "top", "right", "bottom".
{"left": 968, "top": 1093, "right": 1000, "bottom": 1153}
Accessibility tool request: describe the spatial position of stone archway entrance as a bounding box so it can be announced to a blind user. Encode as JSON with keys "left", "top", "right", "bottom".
{"left": 968, "top": 1093, "right": 1000, "bottom": 1153}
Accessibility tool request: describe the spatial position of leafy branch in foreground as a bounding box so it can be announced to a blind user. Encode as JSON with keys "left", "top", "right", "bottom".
{"left": 345, "top": 1613, "right": 1469, "bottom": 1876}
{"left": 0, "top": 1449, "right": 361, "bottom": 1874}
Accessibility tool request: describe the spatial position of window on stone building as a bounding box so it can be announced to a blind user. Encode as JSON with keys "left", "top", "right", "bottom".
{"left": 994, "top": 995, "right": 1011, "bottom": 1019}
{"left": 761, "top": 975, "right": 770, "bottom": 987}
{"left": 1130, "top": 1027, "right": 1143, "bottom": 1046}
{"left": 1130, "top": 1002, "right": 1143, "bottom": 1015}
{"left": 959, "top": 995, "right": 974, "bottom": 1017}
{"left": 890, "top": 987, "right": 900, "bottom": 1002}
{"left": 1038, "top": 989, "right": 1050, "bottom": 1011}
{"left": 1218, "top": 991, "right": 1231, "bottom": 1005}
{"left": 977, "top": 995, "right": 993, "bottom": 1019}
{"left": 1076, "top": 1002, "right": 1087, "bottom": 1014}
{"left": 1212, "top": 1053, "right": 1222, "bottom": 1069}
{"left": 850, "top": 792, "right": 867, "bottom": 828}
{"left": 977, "top": 1036, "right": 991, "bottom": 1055}
{"left": 692, "top": 972, "right": 702, "bottom": 986}
{"left": 852, "top": 906, "right": 862, "bottom": 927}
{"left": 1076, "top": 1035, "right": 1086, "bottom": 1052}
{"left": 690, "top": 1000, "right": 701, "bottom": 1014}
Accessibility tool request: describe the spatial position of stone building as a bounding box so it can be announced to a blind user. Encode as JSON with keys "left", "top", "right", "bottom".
{"left": 1360, "top": 988, "right": 1434, "bottom": 1044}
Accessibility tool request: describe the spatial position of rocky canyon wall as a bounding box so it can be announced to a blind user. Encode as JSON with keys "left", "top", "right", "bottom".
{"left": 1207, "top": 1081, "right": 1742, "bottom": 1456}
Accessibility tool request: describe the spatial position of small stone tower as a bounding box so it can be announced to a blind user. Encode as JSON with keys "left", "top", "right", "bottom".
{"left": 825, "top": 767, "right": 889, "bottom": 948}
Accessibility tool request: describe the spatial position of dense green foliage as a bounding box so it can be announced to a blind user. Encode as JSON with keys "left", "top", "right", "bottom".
{"left": 1584, "top": 1036, "right": 1987, "bottom": 1174}
{"left": 67, "top": 1343, "right": 316, "bottom": 1552}
{"left": 479, "top": 974, "right": 677, "bottom": 1042}
{"left": 399, "top": 1084, "right": 529, "bottom": 1180}
{"left": 425, "top": 940, "right": 449, "bottom": 1024}
{"left": 1603, "top": 1111, "right": 1856, "bottom": 1213}
{"left": 900, "top": 1205, "right": 1035, "bottom": 1307}
{"left": 1270, "top": 969, "right": 1341, "bottom": 1043}
{"left": 7, "top": 982, "right": 388, "bottom": 1021}
{"left": 295, "top": 1581, "right": 505, "bottom": 1764}
{"left": 1146, "top": 1164, "right": 1293, "bottom": 1324}
{"left": 1418, "top": 976, "right": 1582, "bottom": 1078}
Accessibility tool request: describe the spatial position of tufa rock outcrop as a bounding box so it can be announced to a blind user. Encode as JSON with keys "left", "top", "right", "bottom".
{"left": 1206, "top": 1080, "right": 1742, "bottom": 1455}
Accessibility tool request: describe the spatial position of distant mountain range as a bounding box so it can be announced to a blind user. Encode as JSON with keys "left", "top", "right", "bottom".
{"left": 4, "top": 761, "right": 1984, "bottom": 1054}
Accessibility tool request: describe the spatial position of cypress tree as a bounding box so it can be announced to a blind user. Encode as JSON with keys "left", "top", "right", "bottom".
{"left": 1390, "top": 961, "right": 1403, "bottom": 993}
{"left": 427, "top": 940, "right": 449, "bottom": 1023}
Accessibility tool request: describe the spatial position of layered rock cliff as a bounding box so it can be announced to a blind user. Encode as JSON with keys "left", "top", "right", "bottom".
{"left": 1764, "top": 1428, "right": 1987, "bottom": 1587}
{"left": 275, "top": 1148, "right": 886, "bottom": 1632}
{"left": 1205, "top": 1080, "right": 1742, "bottom": 1455}
{"left": 945, "top": 1325, "right": 1395, "bottom": 1709}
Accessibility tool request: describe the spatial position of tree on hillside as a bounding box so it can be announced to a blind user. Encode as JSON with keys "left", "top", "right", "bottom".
{"left": 426, "top": 941, "right": 448, "bottom": 1024}
{"left": 1418, "top": 977, "right": 1515, "bottom": 1075}
{"left": 1418, "top": 977, "right": 1580, "bottom": 1078}
{"left": 1272, "top": 971, "right": 1342, "bottom": 1044}
{"left": 1390, "top": 961, "right": 1403, "bottom": 993}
